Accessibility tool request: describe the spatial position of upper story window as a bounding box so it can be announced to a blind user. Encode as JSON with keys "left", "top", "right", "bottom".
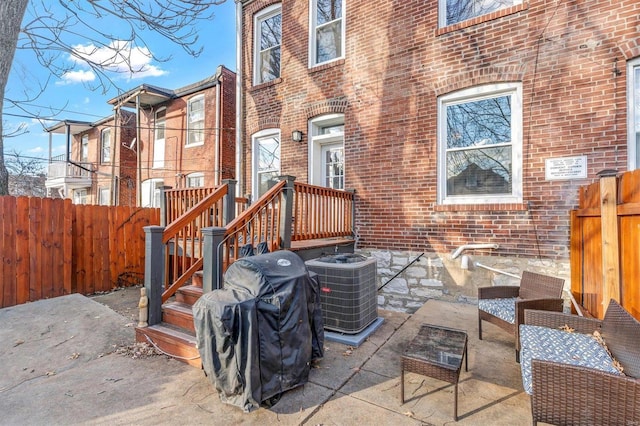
{"left": 628, "top": 57, "right": 640, "bottom": 170}
{"left": 437, "top": 83, "right": 522, "bottom": 205}
{"left": 80, "top": 134, "right": 89, "bottom": 163}
{"left": 254, "top": 4, "right": 281, "bottom": 85}
{"left": 440, "top": 0, "right": 522, "bottom": 27}
{"left": 101, "top": 128, "right": 111, "bottom": 163}
{"left": 154, "top": 108, "right": 166, "bottom": 168}
{"left": 310, "top": 0, "right": 345, "bottom": 67}
{"left": 187, "top": 95, "right": 204, "bottom": 147}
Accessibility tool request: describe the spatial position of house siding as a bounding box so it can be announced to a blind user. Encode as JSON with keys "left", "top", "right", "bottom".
{"left": 240, "top": 1, "right": 639, "bottom": 307}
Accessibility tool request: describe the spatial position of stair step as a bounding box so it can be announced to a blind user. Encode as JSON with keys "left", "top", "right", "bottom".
{"left": 192, "top": 271, "right": 203, "bottom": 288}
{"left": 135, "top": 324, "right": 200, "bottom": 367}
{"left": 176, "top": 285, "right": 203, "bottom": 305}
{"left": 162, "top": 302, "right": 196, "bottom": 333}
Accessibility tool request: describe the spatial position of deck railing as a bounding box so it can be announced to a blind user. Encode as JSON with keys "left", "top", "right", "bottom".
{"left": 160, "top": 184, "right": 229, "bottom": 302}
{"left": 163, "top": 186, "right": 248, "bottom": 226}
{"left": 220, "top": 179, "right": 288, "bottom": 271}
{"left": 292, "top": 182, "right": 354, "bottom": 240}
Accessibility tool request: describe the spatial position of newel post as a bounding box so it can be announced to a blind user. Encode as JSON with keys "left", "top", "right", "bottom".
{"left": 222, "top": 179, "right": 237, "bottom": 225}
{"left": 202, "top": 227, "right": 226, "bottom": 293}
{"left": 144, "top": 225, "right": 165, "bottom": 326}
{"left": 278, "top": 175, "right": 296, "bottom": 249}
{"left": 598, "top": 171, "right": 621, "bottom": 312}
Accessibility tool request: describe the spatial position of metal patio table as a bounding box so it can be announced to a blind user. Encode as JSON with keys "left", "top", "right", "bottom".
{"left": 400, "top": 324, "right": 468, "bottom": 421}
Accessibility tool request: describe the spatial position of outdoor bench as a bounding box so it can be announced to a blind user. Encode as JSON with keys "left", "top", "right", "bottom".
{"left": 519, "top": 299, "right": 640, "bottom": 426}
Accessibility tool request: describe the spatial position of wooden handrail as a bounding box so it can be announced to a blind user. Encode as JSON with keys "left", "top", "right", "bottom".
{"left": 161, "top": 184, "right": 228, "bottom": 302}
{"left": 292, "top": 182, "right": 354, "bottom": 240}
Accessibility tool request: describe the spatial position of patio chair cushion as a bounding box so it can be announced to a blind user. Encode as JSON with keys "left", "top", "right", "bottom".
{"left": 478, "top": 297, "right": 517, "bottom": 324}
{"left": 519, "top": 324, "right": 622, "bottom": 394}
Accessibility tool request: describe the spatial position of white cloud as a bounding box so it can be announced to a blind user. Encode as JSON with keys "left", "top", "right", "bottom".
{"left": 57, "top": 69, "right": 96, "bottom": 85}
{"left": 65, "top": 40, "right": 167, "bottom": 81}
{"left": 27, "top": 146, "right": 45, "bottom": 153}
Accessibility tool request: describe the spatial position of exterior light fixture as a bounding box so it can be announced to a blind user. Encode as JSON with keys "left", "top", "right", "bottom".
{"left": 292, "top": 130, "right": 303, "bottom": 142}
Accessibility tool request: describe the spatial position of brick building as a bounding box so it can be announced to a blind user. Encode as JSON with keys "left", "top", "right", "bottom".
{"left": 45, "top": 111, "right": 137, "bottom": 206}
{"left": 237, "top": 1, "right": 640, "bottom": 310}
{"left": 109, "top": 65, "right": 236, "bottom": 207}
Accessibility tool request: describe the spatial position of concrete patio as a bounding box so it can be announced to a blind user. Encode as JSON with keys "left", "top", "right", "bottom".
{"left": 0, "top": 287, "right": 533, "bottom": 425}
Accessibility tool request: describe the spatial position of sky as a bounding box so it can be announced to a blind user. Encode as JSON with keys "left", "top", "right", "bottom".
{"left": 2, "top": 1, "right": 237, "bottom": 169}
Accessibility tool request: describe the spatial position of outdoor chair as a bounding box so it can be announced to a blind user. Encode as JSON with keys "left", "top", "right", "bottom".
{"left": 520, "top": 299, "right": 640, "bottom": 425}
{"left": 477, "top": 271, "right": 564, "bottom": 362}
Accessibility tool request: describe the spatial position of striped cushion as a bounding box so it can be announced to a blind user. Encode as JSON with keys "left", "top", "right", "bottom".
{"left": 478, "top": 298, "right": 517, "bottom": 324}
{"left": 519, "top": 324, "right": 622, "bottom": 394}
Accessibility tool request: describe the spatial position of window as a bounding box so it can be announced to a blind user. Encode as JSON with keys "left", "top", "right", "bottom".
{"left": 73, "top": 189, "right": 87, "bottom": 205}
{"left": 252, "top": 129, "right": 281, "bottom": 198}
{"left": 309, "top": 114, "right": 344, "bottom": 190}
{"left": 439, "top": 0, "right": 522, "bottom": 27}
{"left": 310, "top": 0, "right": 345, "bottom": 66}
{"left": 141, "top": 178, "right": 164, "bottom": 208}
{"left": 153, "top": 108, "right": 166, "bottom": 168}
{"left": 254, "top": 4, "right": 281, "bottom": 85}
{"left": 186, "top": 172, "right": 204, "bottom": 188}
{"left": 99, "top": 187, "right": 110, "bottom": 206}
{"left": 101, "top": 128, "right": 111, "bottom": 163}
{"left": 437, "top": 83, "right": 522, "bottom": 205}
{"left": 187, "top": 96, "right": 204, "bottom": 146}
{"left": 80, "top": 134, "right": 89, "bottom": 163}
{"left": 628, "top": 58, "right": 640, "bottom": 170}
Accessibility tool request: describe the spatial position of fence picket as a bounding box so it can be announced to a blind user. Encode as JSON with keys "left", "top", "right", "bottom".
{"left": 0, "top": 195, "right": 159, "bottom": 309}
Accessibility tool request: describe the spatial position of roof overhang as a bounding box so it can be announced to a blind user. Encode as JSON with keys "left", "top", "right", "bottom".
{"left": 108, "top": 85, "right": 174, "bottom": 109}
{"left": 45, "top": 120, "right": 93, "bottom": 135}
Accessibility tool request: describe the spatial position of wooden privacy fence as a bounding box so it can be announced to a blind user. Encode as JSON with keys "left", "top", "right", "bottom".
{"left": 0, "top": 196, "right": 160, "bottom": 309}
{"left": 570, "top": 169, "right": 640, "bottom": 320}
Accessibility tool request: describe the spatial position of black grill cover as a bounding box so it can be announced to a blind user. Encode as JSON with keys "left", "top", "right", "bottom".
{"left": 193, "top": 250, "right": 324, "bottom": 412}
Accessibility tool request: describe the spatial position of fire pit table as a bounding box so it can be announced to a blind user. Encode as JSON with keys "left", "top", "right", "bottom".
{"left": 400, "top": 324, "right": 468, "bottom": 421}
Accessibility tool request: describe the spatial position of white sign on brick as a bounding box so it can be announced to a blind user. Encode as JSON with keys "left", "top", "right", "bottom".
{"left": 545, "top": 155, "right": 587, "bottom": 180}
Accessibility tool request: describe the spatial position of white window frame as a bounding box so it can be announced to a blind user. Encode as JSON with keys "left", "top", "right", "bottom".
{"left": 309, "top": 0, "right": 345, "bottom": 67}
{"left": 253, "top": 4, "right": 282, "bottom": 85}
{"left": 252, "top": 129, "right": 281, "bottom": 199}
{"left": 98, "top": 187, "right": 110, "bottom": 206}
{"left": 141, "top": 178, "right": 164, "bottom": 208}
{"left": 308, "top": 113, "right": 345, "bottom": 189}
{"left": 186, "top": 172, "right": 205, "bottom": 188}
{"left": 438, "top": 0, "right": 523, "bottom": 28}
{"left": 101, "top": 128, "right": 111, "bottom": 163}
{"left": 153, "top": 107, "right": 166, "bottom": 168}
{"left": 437, "top": 82, "right": 523, "bottom": 205}
{"left": 186, "top": 95, "right": 205, "bottom": 147}
{"left": 628, "top": 57, "right": 640, "bottom": 170}
{"left": 80, "top": 134, "right": 89, "bottom": 163}
{"left": 73, "top": 189, "right": 87, "bottom": 205}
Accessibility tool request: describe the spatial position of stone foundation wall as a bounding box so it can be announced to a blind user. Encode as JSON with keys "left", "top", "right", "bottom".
{"left": 357, "top": 249, "right": 571, "bottom": 314}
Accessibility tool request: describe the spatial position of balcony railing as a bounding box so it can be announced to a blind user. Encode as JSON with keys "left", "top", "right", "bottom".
{"left": 47, "top": 160, "right": 93, "bottom": 180}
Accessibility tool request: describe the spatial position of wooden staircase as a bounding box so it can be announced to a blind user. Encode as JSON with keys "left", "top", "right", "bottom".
{"left": 135, "top": 273, "right": 204, "bottom": 368}
{"left": 135, "top": 178, "right": 355, "bottom": 367}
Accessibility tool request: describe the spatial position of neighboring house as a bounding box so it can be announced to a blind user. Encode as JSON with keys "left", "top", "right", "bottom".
{"left": 108, "top": 65, "right": 236, "bottom": 208}
{"left": 45, "top": 113, "right": 137, "bottom": 206}
{"left": 237, "top": 1, "right": 640, "bottom": 310}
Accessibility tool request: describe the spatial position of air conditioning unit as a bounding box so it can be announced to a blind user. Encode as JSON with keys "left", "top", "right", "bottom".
{"left": 305, "top": 254, "right": 378, "bottom": 334}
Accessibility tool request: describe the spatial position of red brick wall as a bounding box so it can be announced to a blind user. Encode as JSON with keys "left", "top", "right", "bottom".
{"left": 240, "top": 0, "right": 640, "bottom": 260}
{"left": 138, "top": 67, "right": 236, "bottom": 189}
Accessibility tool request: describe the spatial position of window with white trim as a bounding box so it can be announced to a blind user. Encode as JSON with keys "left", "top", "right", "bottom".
{"left": 310, "top": 0, "right": 345, "bottom": 67}
{"left": 628, "top": 57, "right": 640, "bottom": 170}
{"left": 439, "top": 0, "right": 522, "bottom": 27}
{"left": 254, "top": 4, "right": 281, "bottom": 85}
{"left": 309, "top": 114, "right": 344, "bottom": 189}
{"left": 141, "top": 178, "right": 164, "bottom": 208}
{"left": 154, "top": 108, "right": 166, "bottom": 168}
{"left": 252, "top": 129, "right": 281, "bottom": 198}
{"left": 99, "top": 187, "right": 110, "bottom": 206}
{"left": 187, "top": 95, "right": 205, "bottom": 146}
{"left": 437, "top": 83, "right": 522, "bottom": 205}
{"left": 80, "top": 134, "right": 89, "bottom": 163}
{"left": 186, "top": 172, "right": 204, "bottom": 188}
{"left": 101, "top": 128, "right": 111, "bottom": 163}
{"left": 73, "top": 189, "right": 87, "bottom": 205}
